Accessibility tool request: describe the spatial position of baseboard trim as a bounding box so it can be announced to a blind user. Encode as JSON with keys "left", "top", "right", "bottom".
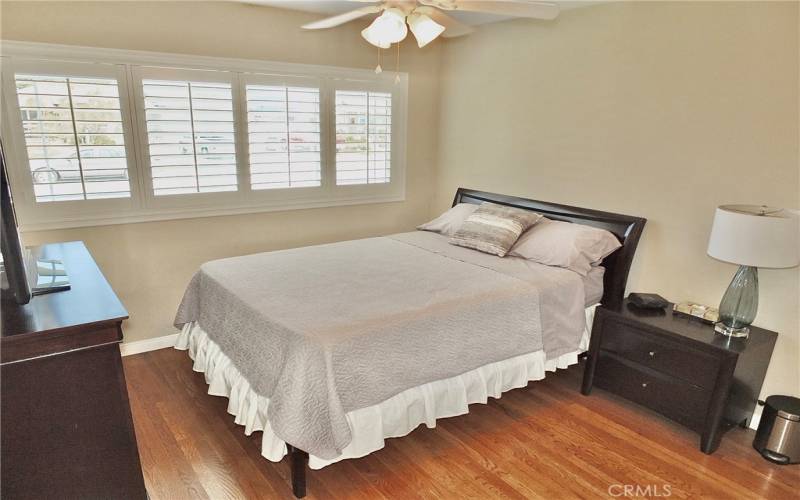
{"left": 749, "top": 406, "right": 762, "bottom": 431}
{"left": 120, "top": 333, "right": 178, "bottom": 357}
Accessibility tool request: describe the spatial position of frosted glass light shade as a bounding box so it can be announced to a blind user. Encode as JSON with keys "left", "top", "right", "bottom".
{"left": 361, "top": 8, "right": 407, "bottom": 49}
{"left": 407, "top": 13, "right": 445, "bottom": 48}
{"left": 707, "top": 205, "right": 800, "bottom": 268}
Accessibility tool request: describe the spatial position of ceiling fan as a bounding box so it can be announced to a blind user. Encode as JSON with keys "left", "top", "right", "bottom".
{"left": 301, "top": 0, "right": 560, "bottom": 49}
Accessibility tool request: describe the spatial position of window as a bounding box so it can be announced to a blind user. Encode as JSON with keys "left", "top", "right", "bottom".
{"left": 246, "top": 84, "right": 321, "bottom": 190}
{"left": 15, "top": 74, "right": 130, "bottom": 202}
{"left": 142, "top": 79, "right": 237, "bottom": 196}
{"left": 1, "top": 43, "right": 407, "bottom": 230}
{"left": 335, "top": 90, "right": 391, "bottom": 185}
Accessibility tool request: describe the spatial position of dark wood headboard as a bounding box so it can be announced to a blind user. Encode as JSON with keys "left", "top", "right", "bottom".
{"left": 453, "top": 188, "right": 646, "bottom": 310}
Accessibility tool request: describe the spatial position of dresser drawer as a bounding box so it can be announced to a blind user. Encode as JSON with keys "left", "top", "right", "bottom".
{"left": 600, "top": 318, "right": 720, "bottom": 389}
{"left": 595, "top": 352, "right": 711, "bottom": 431}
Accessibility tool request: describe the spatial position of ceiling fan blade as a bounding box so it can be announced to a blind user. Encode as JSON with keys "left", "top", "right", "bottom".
{"left": 414, "top": 6, "right": 475, "bottom": 38}
{"left": 301, "top": 6, "right": 382, "bottom": 30}
{"left": 421, "top": 0, "right": 559, "bottom": 20}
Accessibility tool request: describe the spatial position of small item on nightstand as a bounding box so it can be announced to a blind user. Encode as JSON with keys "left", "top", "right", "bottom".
{"left": 628, "top": 293, "right": 669, "bottom": 309}
{"left": 673, "top": 301, "right": 720, "bottom": 324}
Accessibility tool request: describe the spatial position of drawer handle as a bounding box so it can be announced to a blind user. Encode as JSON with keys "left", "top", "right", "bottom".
{"left": 648, "top": 351, "right": 656, "bottom": 358}
{"left": 641, "top": 382, "right": 648, "bottom": 388}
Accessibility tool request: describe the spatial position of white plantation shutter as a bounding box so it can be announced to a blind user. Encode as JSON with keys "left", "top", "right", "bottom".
{"left": 15, "top": 74, "right": 131, "bottom": 202}
{"left": 335, "top": 90, "right": 391, "bottom": 185}
{"left": 246, "top": 84, "right": 321, "bottom": 189}
{"left": 142, "top": 79, "right": 237, "bottom": 195}
{"left": 2, "top": 46, "right": 407, "bottom": 228}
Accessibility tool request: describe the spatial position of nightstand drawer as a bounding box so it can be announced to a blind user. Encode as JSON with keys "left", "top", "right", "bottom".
{"left": 600, "top": 318, "right": 720, "bottom": 389}
{"left": 595, "top": 352, "right": 711, "bottom": 430}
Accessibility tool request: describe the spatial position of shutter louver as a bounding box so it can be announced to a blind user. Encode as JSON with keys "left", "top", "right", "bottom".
{"left": 142, "top": 79, "right": 237, "bottom": 195}
{"left": 246, "top": 85, "right": 321, "bottom": 190}
{"left": 335, "top": 90, "right": 391, "bottom": 185}
{"left": 15, "top": 74, "right": 131, "bottom": 202}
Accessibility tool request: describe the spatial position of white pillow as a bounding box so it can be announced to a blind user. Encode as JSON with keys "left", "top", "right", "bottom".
{"left": 417, "top": 203, "right": 479, "bottom": 236}
{"left": 508, "top": 217, "right": 621, "bottom": 275}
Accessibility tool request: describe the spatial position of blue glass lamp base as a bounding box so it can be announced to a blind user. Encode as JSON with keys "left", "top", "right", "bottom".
{"left": 715, "top": 265, "right": 759, "bottom": 339}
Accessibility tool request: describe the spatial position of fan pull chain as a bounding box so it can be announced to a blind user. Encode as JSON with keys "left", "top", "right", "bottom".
{"left": 375, "top": 45, "right": 382, "bottom": 74}
{"left": 394, "top": 41, "right": 401, "bottom": 84}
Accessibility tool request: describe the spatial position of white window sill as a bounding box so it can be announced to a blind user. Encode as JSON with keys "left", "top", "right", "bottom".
{"left": 18, "top": 193, "right": 406, "bottom": 232}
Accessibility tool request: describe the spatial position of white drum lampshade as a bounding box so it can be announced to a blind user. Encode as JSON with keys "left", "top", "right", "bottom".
{"left": 707, "top": 205, "right": 800, "bottom": 268}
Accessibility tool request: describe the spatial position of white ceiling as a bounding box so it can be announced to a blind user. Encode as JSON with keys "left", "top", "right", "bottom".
{"left": 245, "top": 1, "right": 598, "bottom": 26}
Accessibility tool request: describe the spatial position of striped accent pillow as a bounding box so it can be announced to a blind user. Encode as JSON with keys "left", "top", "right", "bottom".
{"left": 450, "top": 202, "right": 542, "bottom": 257}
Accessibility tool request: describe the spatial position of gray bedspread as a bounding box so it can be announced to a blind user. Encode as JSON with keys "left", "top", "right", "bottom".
{"left": 174, "top": 231, "right": 587, "bottom": 459}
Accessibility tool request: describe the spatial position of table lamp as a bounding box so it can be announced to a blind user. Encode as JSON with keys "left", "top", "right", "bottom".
{"left": 707, "top": 205, "right": 799, "bottom": 338}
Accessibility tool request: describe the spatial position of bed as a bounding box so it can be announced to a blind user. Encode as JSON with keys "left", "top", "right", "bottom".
{"left": 173, "top": 188, "right": 646, "bottom": 497}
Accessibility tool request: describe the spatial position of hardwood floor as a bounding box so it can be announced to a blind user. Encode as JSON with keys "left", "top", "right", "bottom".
{"left": 124, "top": 348, "right": 799, "bottom": 499}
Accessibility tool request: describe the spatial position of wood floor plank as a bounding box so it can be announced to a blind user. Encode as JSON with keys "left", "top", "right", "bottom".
{"left": 441, "top": 404, "right": 611, "bottom": 498}
{"left": 562, "top": 387, "right": 800, "bottom": 498}
{"left": 152, "top": 348, "right": 291, "bottom": 499}
{"left": 558, "top": 401, "right": 760, "bottom": 498}
{"left": 503, "top": 389, "right": 725, "bottom": 496}
{"left": 125, "top": 355, "right": 212, "bottom": 499}
{"left": 124, "top": 348, "right": 800, "bottom": 499}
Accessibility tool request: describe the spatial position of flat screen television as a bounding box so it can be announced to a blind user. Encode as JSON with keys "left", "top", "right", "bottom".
{"left": 1, "top": 140, "right": 33, "bottom": 305}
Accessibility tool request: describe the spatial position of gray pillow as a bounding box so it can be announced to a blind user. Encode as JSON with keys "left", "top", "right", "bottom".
{"left": 449, "top": 202, "right": 542, "bottom": 257}
{"left": 417, "top": 203, "right": 479, "bottom": 237}
{"left": 508, "top": 217, "right": 621, "bottom": 275}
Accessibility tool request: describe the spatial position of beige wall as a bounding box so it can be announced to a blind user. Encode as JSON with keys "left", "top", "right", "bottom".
{"left": 2, "top": 1, "right": 798, "bottom": 400}
{"left": 0, "top": 1, "right": 443, "bottom": 343}
{"left": 433, "top": 1, "right": 799, "bottom": 398}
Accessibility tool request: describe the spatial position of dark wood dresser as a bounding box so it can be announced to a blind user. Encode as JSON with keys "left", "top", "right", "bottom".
{"left": 581, "top": 300, "right": 777, "bottom": 454}
{"left": 1, "top": 241, "right": 147, "bottom": 499}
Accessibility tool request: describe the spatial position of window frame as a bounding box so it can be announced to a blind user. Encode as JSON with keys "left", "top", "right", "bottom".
{"left": 332, "top": 80, "right": 398, "bottom": 189}
{"left": 1, "top": 58, "right": 143, "bottom": 224}
{"left": 0, "top": 42, "right": 408, "bottom": 231}
{"left": 132, "top": 65, "right": 244, "bottom": 210}
{"left": 239, "top": 71, "right": 328, "bottom": 204}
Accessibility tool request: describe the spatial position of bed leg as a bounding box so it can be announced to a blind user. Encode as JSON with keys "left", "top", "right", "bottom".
{"left": 288, "top": 445, "right": 309, "bottom": 498}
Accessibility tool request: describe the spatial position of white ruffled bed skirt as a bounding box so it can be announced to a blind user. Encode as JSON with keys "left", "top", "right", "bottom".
{"left": 175, "top": 305, "right": 596, "bottom": 469}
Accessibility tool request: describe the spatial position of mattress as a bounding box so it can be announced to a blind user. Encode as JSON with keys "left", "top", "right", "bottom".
{"left": 174, "top": 231, "right": 595, "bottom": 459}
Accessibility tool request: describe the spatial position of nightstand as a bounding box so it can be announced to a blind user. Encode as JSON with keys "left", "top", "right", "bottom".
{"left": 581, "top": 300, "right": 777, "bottom": 454}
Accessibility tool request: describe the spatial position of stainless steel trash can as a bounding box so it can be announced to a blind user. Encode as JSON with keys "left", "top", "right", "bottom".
{"left": 753, "top": 395, "right": 800, "bottom": 465}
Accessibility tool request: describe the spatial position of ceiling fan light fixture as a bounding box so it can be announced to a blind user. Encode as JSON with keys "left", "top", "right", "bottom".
{"left": 407, "top": 13, "right": 445, "bottom": 48}
{"left": 361, "top": 8, "right": 408, "bottom": 49}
